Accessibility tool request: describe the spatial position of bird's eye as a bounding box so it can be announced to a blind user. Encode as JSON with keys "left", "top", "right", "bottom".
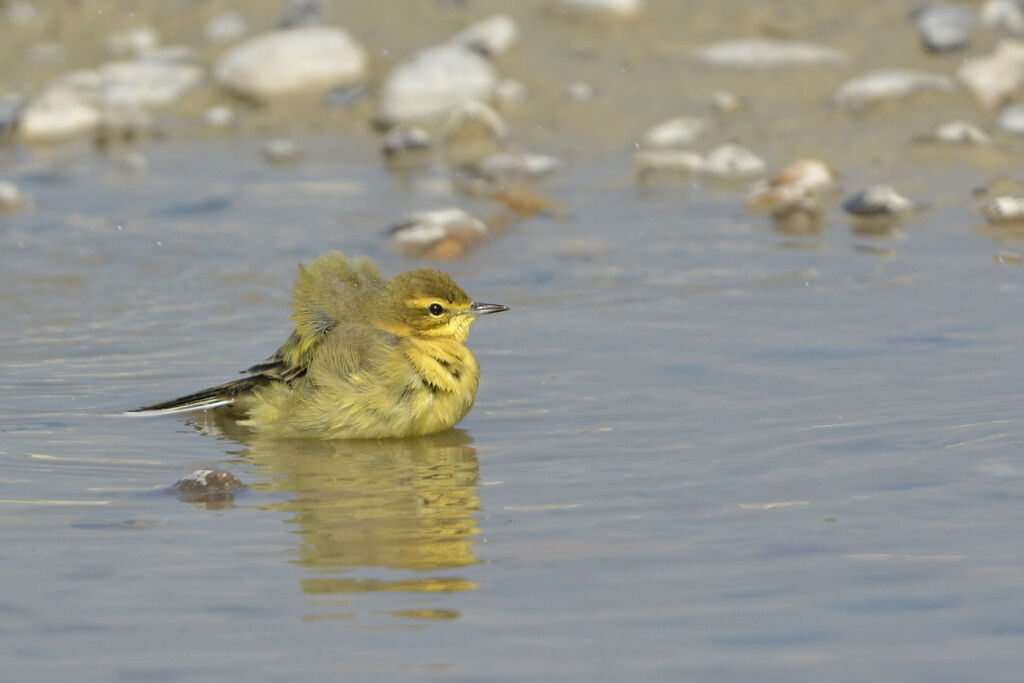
{"left": 429, "top": 303, "right": 444, "bottom": 316}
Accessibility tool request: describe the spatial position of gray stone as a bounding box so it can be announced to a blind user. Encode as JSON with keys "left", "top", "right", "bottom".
{"left": 914, "top": 4, "right": 977, "bottom": 52}
{"left": 998, "top": 103, "right": 1024, "bottom": 134}
{"left": 842, "top": 185, "right": 916, "bottom": 216}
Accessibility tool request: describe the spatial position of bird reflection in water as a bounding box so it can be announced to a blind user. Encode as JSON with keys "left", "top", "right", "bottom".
{"left": 182, "top": 410, "right": 481, "bottom": 604}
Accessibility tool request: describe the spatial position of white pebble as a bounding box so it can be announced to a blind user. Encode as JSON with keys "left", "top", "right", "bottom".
{"left": 477, "top": 151, "right": 563, "bottom": 179}
{"left": 18, "top": 86, "right": 101, "bottom": 141}
{"left": 565, "top": 82, "right": 596, "bottom": 102}
{"left": 957, "top": 40, "right": 1024, "bottom": 108}
{"left": 999, "top": 104, "right": 1024, "bottom": 135}
{"left": 983, "top": 195, "right": 1024, "bottom": 223}
{"left": 455, "top": 14, "right": 519, "bottom": 57}
{"left": 981, "top": 0, "right": 1024, "bottom": 32}
{"left": 931, "top": 120, "right": 993, "bottom": 145}
{"left": 203, "top": 105, "right": 235, "bottom": 129}
{"left": 494, "top": 79, "right": 527, "bottom": 108}
{"left": 262, "top": 138, "right": 303, "bottom": 165}
{"left": 106, "top": 27, "right": 159, "bottom": 56}
{"left": 98, "top": 60, "right": 203, "bottom": 107}
{"left": 832, "top": 68, "right": 954, "bottom": 109}
{"left": 640, "top": 116, "right": 709, "bottom": 148}
{"left": 215, "top": 26, "right": 368, "bottom": 101}
{"left": 389, "top": 208, "right": 488, "bottom": 253}
{"left": 0, "top": 181, "right": 26, "bottom": 211}
{"left": 693, "top": 39, "right": 846, "bottom": 67}
{"left": 378, "top": 43, "right": 497, "bottom": 124}
{"left": 703, "top": 143, "right": 766, "bottom": 178}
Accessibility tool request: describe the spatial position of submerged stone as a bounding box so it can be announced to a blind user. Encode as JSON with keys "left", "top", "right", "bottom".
{"left": 832, "top": 68, "right": 954, "bottom": 108}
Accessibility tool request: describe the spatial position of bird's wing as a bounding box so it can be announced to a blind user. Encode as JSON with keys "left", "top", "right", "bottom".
{"left": 245, "top": 252, "right": 386, "bottom": 383}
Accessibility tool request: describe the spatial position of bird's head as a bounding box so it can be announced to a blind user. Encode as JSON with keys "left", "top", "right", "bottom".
{"left": 384, "top": 269, "right": 508, "bottom": 341}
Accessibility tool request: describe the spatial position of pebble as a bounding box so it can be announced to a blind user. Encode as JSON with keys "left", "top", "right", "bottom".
{"left": 215, "top": 26, "right": 368, "bottom": 101}
{"left": 692, "top": 39, "right": 846, "bottom": 67}
{"left": 640, "top": 116, "right": 709, "bottom": 148}
{"left": 323, "top": 83, "right": 369, "bottom": 108}
{"left": 388, "top": 208, "right": 489, "bottom": 259}
{"left": 772, "top": 198, "right": 825, "bottom": 235}
{"left": 831, "top": 68, "right": 954, "bottom": 109}
{"left": 557, "top": 0, "right": 645, "bottom": 17}
{"left": 702, "top": 143, "right": 766, "bottom": 178}
{"left": 565, "top": 81, "right": 596, "bottom": 102}
{"left": 476, "top": 151, "right": 563, "bottom": 180}
{"left": 993, "top": 251, "right": 1023, "bottom": 264}
{"left": 455, "top": 14, "right": 519, "bottom": 57}
{"left": 105, "top": 27, "right": 159, "bottom": 57}
{"left": 634, "top": 149, "right": 705, "bottom": 175}
{"left": 928, "top": 119, "right": 993, "bottom": 145}
{"left": 442, "top": 100, "right": 506, "bottom": 164}
{"left": 205, "top": 11, "right": 248, "bottom": 43}
{"left": 378, "top": 43, "right": 497, "bottom": 125}
{"left": 998, "top": 104, "right": 1024, "bottom": 135}
{"left": 0, "top": 181, "right": 26, "bottom": 211}
{"left": 98, "top": 59, "right": 203, "bottom": 107}
{"left": 842, "top": 184, "right": 916, "bottom": 217}
{"left": 203, "top": 105, "right": 235, "bottom": 129}
{"left": 746, "top": 159, "right": 835, "bottom": 212}
{"left": 17, "top": 86, "right": 101, "bottom": 141}
{"left": 381, "top": 124, "right": 432, "bottom": 161}
{"left": 981, "top": 0, "right": 1024, "bottom": 32}
{"left": 982, "top": 195, "right": 1024, "bottom": 223}
{"left": 262, "top": 138, "right": 303, "bottom": 165}
{"left": 710, "top": 90, "right": 742, "bottom": 113}
{"left": 956, "top": 40, "right": 1024, "bottom": 108}
{"left": 171, "top": 469, "right": 245, "bottom": 506}
{"left": 277, "top": 0, "right": 324, "bottom": 28}
{"left": 913, "top": 4, "right": 977, "bottom": 52}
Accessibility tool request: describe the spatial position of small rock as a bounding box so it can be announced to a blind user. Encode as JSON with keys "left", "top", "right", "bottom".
{"left": 381, "top": 124, "right": 432, "bottom": 161}
{"left": 388, "top": 208, "right": 488, "bottom": 258}
{"left": 171, "top": 469, "right": 245, "bottom": 506}
{"left": 956, "top": 40, "right": 1024, "bottom": 108}
{"left": 710, "top": 90, "right": 742, "bottom": 113}
{"left": 981, "top": 0, "right": 1024, "bottom": 32}
{"left": 277, "top": 0, "right": 323, "bottom": 28}
{"left": 494, "top": 79, "right": 527, "bottom": 109}
{"left": 557, "top": 0, "right": 644, "bottom": 17}
{"left": 262, "top": 138, "right": 303, "bottom": 165}
{"left": 842, "top": 184, "right": 917, "bottom": 216}
{"left": 982, "top": 195, "right": 1024, "bottom": 222}
{"left": 832, "top": 68, "right": 954, "bottom": 109}
{"left": 998, "top": 103, "right": 1024, "bottom": 135}
{"left": 455, "top": 14, "right": 519, "bottom": 57}
{"left": 693, "top": 39, "right": 846, "bottom": 67}
{"left": 205, "top": 10, "right": 248, "bottom": 43}
{"left": 929, "top": 119, "right": 993, "bottom": 144}
{"left": 565, "top": 81, "right": 596, "bottom": 102}
{"left": 215, "top": 26, "right": 368, "bottom": 101}
{"left": 476, "top": 151, "right": 563, "bottom": 180}
{"left": 640, "top": 116, "right": 709, "bottom": 148}
{"left": 913, "top": 4, "right": 977, "bottom": 52}
{"left": 772, "top": 197, "right": 826, "bottom": 235}
{"left": 106, "top": 27, "right": 159, "bottom": 56}
{"left": 0, "top": 181, "right": 26, "bottom": 211}
{"left": 442, "top": 100, "right": 505, "bottom": 164}
{"left": 378, "top": 43, "right": 497, "bottom": 124}
{"left": 98, "top": 59, "right": 203, "bottom": 107}
{"left": 746, "top": 159, "right": 835, "bottom": 212}
{"left": 634, "top": 149, "right": 705, "bottom": 175}
{"left": 18, "top": 86, "right": 101, "bottom": 142}
{"left": 703, "top": 143, "right": 766, "bottom": 178}
{"left": 203, "top": 105, "right": 235, "bottom": 129}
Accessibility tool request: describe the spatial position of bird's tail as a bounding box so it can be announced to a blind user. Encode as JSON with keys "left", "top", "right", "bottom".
{"left": 124, "top": 376, "right": 268, "bottom": 416}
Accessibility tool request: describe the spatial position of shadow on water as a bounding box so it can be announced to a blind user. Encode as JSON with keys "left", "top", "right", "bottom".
{"left": 184, "top": 411, "right": 482, "bottom": 599}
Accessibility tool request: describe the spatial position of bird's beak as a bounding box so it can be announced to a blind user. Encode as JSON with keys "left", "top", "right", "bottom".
{"left": 467, "top": 302, "right": 509, "bottom": 316}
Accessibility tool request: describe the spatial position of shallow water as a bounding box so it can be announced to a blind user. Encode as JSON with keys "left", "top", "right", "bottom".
{"left": 5, "top": 1, "right": 1024, "bottom": 681}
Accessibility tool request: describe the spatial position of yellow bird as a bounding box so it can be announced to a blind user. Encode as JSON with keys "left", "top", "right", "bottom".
{"left": 129, "top": 252, "right": 508, "bottom": 439}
